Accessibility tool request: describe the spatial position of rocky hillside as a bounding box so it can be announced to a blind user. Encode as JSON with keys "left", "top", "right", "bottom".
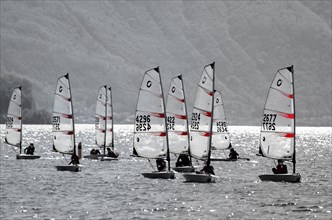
{"left": 1, "top": 1, "right": 331, "bottom": 126}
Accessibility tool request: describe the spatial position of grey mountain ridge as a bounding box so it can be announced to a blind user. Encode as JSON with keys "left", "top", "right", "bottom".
{"left": 1, "top": 1, "right": 331, "bottom": 126}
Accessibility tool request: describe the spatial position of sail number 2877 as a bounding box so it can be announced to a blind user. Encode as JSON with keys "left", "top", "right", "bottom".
{"left": 262, "top": 114, "right": 277, "bottom": 130}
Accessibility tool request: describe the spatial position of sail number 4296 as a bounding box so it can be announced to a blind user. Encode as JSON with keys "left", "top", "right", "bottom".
{"left": 135, "top": 115, "right": 151, "bottom": 131}
{"left": 262, "top": 114, "right": 277, "bottom": 130}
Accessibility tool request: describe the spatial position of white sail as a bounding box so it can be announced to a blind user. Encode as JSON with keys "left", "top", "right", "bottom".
{"left": 95, "top": 85, "right": 107, "bottom": 148}
{"left": 52, "top": 73, "right": 75, "bottom": 154}
{"left": 5, "top": 87, "right": 22, "bottom": 148}
{"left": 189, "top": 63, "right": 215, "bottom": 160}
{"left": 211, "top": 90, "right": 230, "bottom": 150}
{"left": 133, "top": 67, "right": 168, "bottom": 159}
{"left": 166, "top": 75, "right": 189, "bottom": 154}
{"left": 106, "top": 87, "right": 114, "bottom": 148}
{"left": 259, "top": 66, "right": 295, "bottom": 160}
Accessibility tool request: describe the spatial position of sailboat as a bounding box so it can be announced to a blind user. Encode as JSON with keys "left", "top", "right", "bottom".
{"left": 258, "top": 66, "right": 301, "bottom": 182}
{"left": 166, "top": 75, "right": 195, "bottom": 173}
{"left": 4, "top": 86, "right": 41, "bottom": 160}
{"left": 132, "top": 67, "right": 175, "bottom": 179}
{"left": 183, "top": 62, "right": 218, "bottom": 183}
{"left": 84, "top": 86, "right": 118, "bottom": 160}
{"left": 52, "top": 73, "right": 81, "bottom": 172}
{"left": 210, "top": 90, "right": 250, "bottom": 162}
{"left": 100, "top": 86, "right": 118, "bottom": 161}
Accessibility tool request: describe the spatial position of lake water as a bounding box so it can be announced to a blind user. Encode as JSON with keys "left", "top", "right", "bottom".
{"left": 0, "top": 125, "right": 331, "bottom": 219}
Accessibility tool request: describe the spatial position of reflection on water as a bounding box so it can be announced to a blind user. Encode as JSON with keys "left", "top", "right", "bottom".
{"left": 0, "top": 125, "right": 331, "bottom": 219}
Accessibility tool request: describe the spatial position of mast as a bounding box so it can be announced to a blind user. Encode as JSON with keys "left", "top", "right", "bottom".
{"left": 206, "top": 62, "right": 215, "bottom": 167}
{"left": 289, "top": 65, "right": 296, "bottom": 174}
{"left": 19, "top": 86, "right": 22, "bottom": 154}
{"left": 158, "top": 67, "right": 171, "bottom": 172}
{"left": 66, "top": 73, "right": 76, "bottom": 155}
{"left": 104, "top": 85, "right": 107, "bottom": 155}
{"left": 180, "top": 75, "right": 191, "bottom": 163}
{"left": 110, "top": 87, "right": 114, "bottom": 150}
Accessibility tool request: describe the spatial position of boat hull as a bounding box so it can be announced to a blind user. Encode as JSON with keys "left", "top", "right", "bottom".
{"left": 183, "top": 173, "right": 218, "bottom": 183}
{"left": 55, "top": 165, "right": 81, "bottom": 172}
{"left": 142, "top": 171, "right": 175, "bottom": 179}
{"left": 83, "top": 154, "right": 105, "bottom": 159}
{"left": 172, "top": 166, "right": 195, "bottom": 173}
{"left": 259, "top": 173, "right": 301, "bottom": 183}
{"left": 210, "top": 157, "right": 250, "bottom": 162}
{"left": 16, "top": 154, "right": 41, "bottom": 160}
{"left": 100, "top": 157, "right": 118, "bottom": 161}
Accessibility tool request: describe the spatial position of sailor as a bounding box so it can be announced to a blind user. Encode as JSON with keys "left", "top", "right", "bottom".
{"left": 229, "top": 148, "right": 239, "bottom": 159}
{"left": 24, "top": 143, "right": 35, "bottom": 155}
{"left": 200, "top": 163, "right": 215, "bottom": 175}
{"left": 272, "top": 160, "right": 288, "bottom": 174}
{"left": 175, "top": 154, "right": 191, "bottom": 167}
{"left": 69, "top": 152, "right": 80, "bottom": 165}
{"left": 156, "top": 158, "right": 166, "bottom": 172}
{"left": 106, "top": 147, "right": 118, "bottom": 158}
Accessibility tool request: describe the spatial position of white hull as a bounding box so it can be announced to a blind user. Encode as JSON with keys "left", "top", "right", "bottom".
{"left": 183, "top": 173, "right": 218, "bottom": 183}
{"left": 16, "top": 154, "right": 41, "bottom": 160}
{"left": 100, "top": 157, "right": 118, "bottom": 161}
{"left": 142, "top": 171, "right": 175, "bottom": 179}
{"left": 172, "top": 166, "right": 195, "bottom": 173}
{"left": 259, "top": 173, "right": 301, "bottom": 183}
{"left": 55, "top": 165, "right": 81, "bottom": 172}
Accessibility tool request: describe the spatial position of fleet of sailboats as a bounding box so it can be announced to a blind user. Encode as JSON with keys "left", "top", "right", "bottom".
{"left": 4, "top": 87, "right": 41, "bottom": 160}
{"left": 257, "top": 66, "right": 301, "bottom": 183}
{"left": 2, "top": 64, "right": 303, "bottom": 183}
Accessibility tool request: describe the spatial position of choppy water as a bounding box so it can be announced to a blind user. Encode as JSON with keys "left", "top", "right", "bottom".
{"left": 0, "top": 125, "right": 331, "bottom": 220}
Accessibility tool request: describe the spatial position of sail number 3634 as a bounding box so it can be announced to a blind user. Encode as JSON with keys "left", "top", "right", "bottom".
{"left": 262, "top": 114, "right": 277, "bottom": 130}
{"left": 135, "top": 115, "right": 151, "bottom": 131}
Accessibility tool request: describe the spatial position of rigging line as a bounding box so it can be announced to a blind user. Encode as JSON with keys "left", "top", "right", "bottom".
{"left": 63, "top": 154, "right": 69, "bottom": 164}
{"left": 147, "top": 159, "right": 155, "bottom": 171}
{"left": 11, "top": 146, "right": 18, "bottom": 155}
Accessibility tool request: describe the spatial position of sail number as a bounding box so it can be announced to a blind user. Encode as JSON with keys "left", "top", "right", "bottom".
{"left": 191, "top": 113, "right": 200, "bottom": 130}
{"left": 53, "top": 116, "right": 61, "bottom": 130}
{"left": 167, "top": 116, "right": 175, "bottom": 130}
{"left": 262, "top": 114, "right": 277, "bottom": 130}
{"left": 135, "top": 115, "right": 151, "bottom": 131}
{"left": 6, "top": 117, "right": 13, "bottom": 128}
{"left": 216, "top": 121, "right": 227, "bottom": 132}
{"left": 95, "top": 117, "right": 99, "bottom": 129}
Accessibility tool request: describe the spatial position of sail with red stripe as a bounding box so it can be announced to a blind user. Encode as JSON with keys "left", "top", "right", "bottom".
{"left": 95, "top": 85, "right": 107, "bottom": 149}
{"left": 133, "top": 67, "right": 168, "bottom": 159}
{"left": 52, "top": 73, "right": 75, "bottom": 154}
{"left": 166, "top": 75, "right": 190, "bottom": 154}
{"left": 5, "top": 87, "right": 22, "bottom": 149}
{"left": 259, "top": 66, "right": 295, "bottom": 160}
{"left": 211, "top": 90, "right": 230, "bottom": 150}
{"left": 189, "top": 63, "right": 215, "bottom": 160}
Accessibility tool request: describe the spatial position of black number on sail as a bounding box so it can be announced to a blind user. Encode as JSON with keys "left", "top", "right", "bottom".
{"left": 135, "top": 115, "right": 151, "bottom": 131}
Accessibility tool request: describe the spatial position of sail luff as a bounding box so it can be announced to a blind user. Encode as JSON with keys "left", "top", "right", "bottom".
{"left": 67, "top": 73, "right": 76, "bottom": 154}
{"left": 181, "top": 75, "right": 191, "bottom": 157}
{"left": 206, "top": 62, "right": 215, "bottom": 166}
{"left": 19, "top": 87, "right": 22, "bottom": 154}
{"left": 109, "top": 87, "right": 114, "bottom": 150}
{"left": 157, "top": 67, "right": 171, "bottom": 171}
